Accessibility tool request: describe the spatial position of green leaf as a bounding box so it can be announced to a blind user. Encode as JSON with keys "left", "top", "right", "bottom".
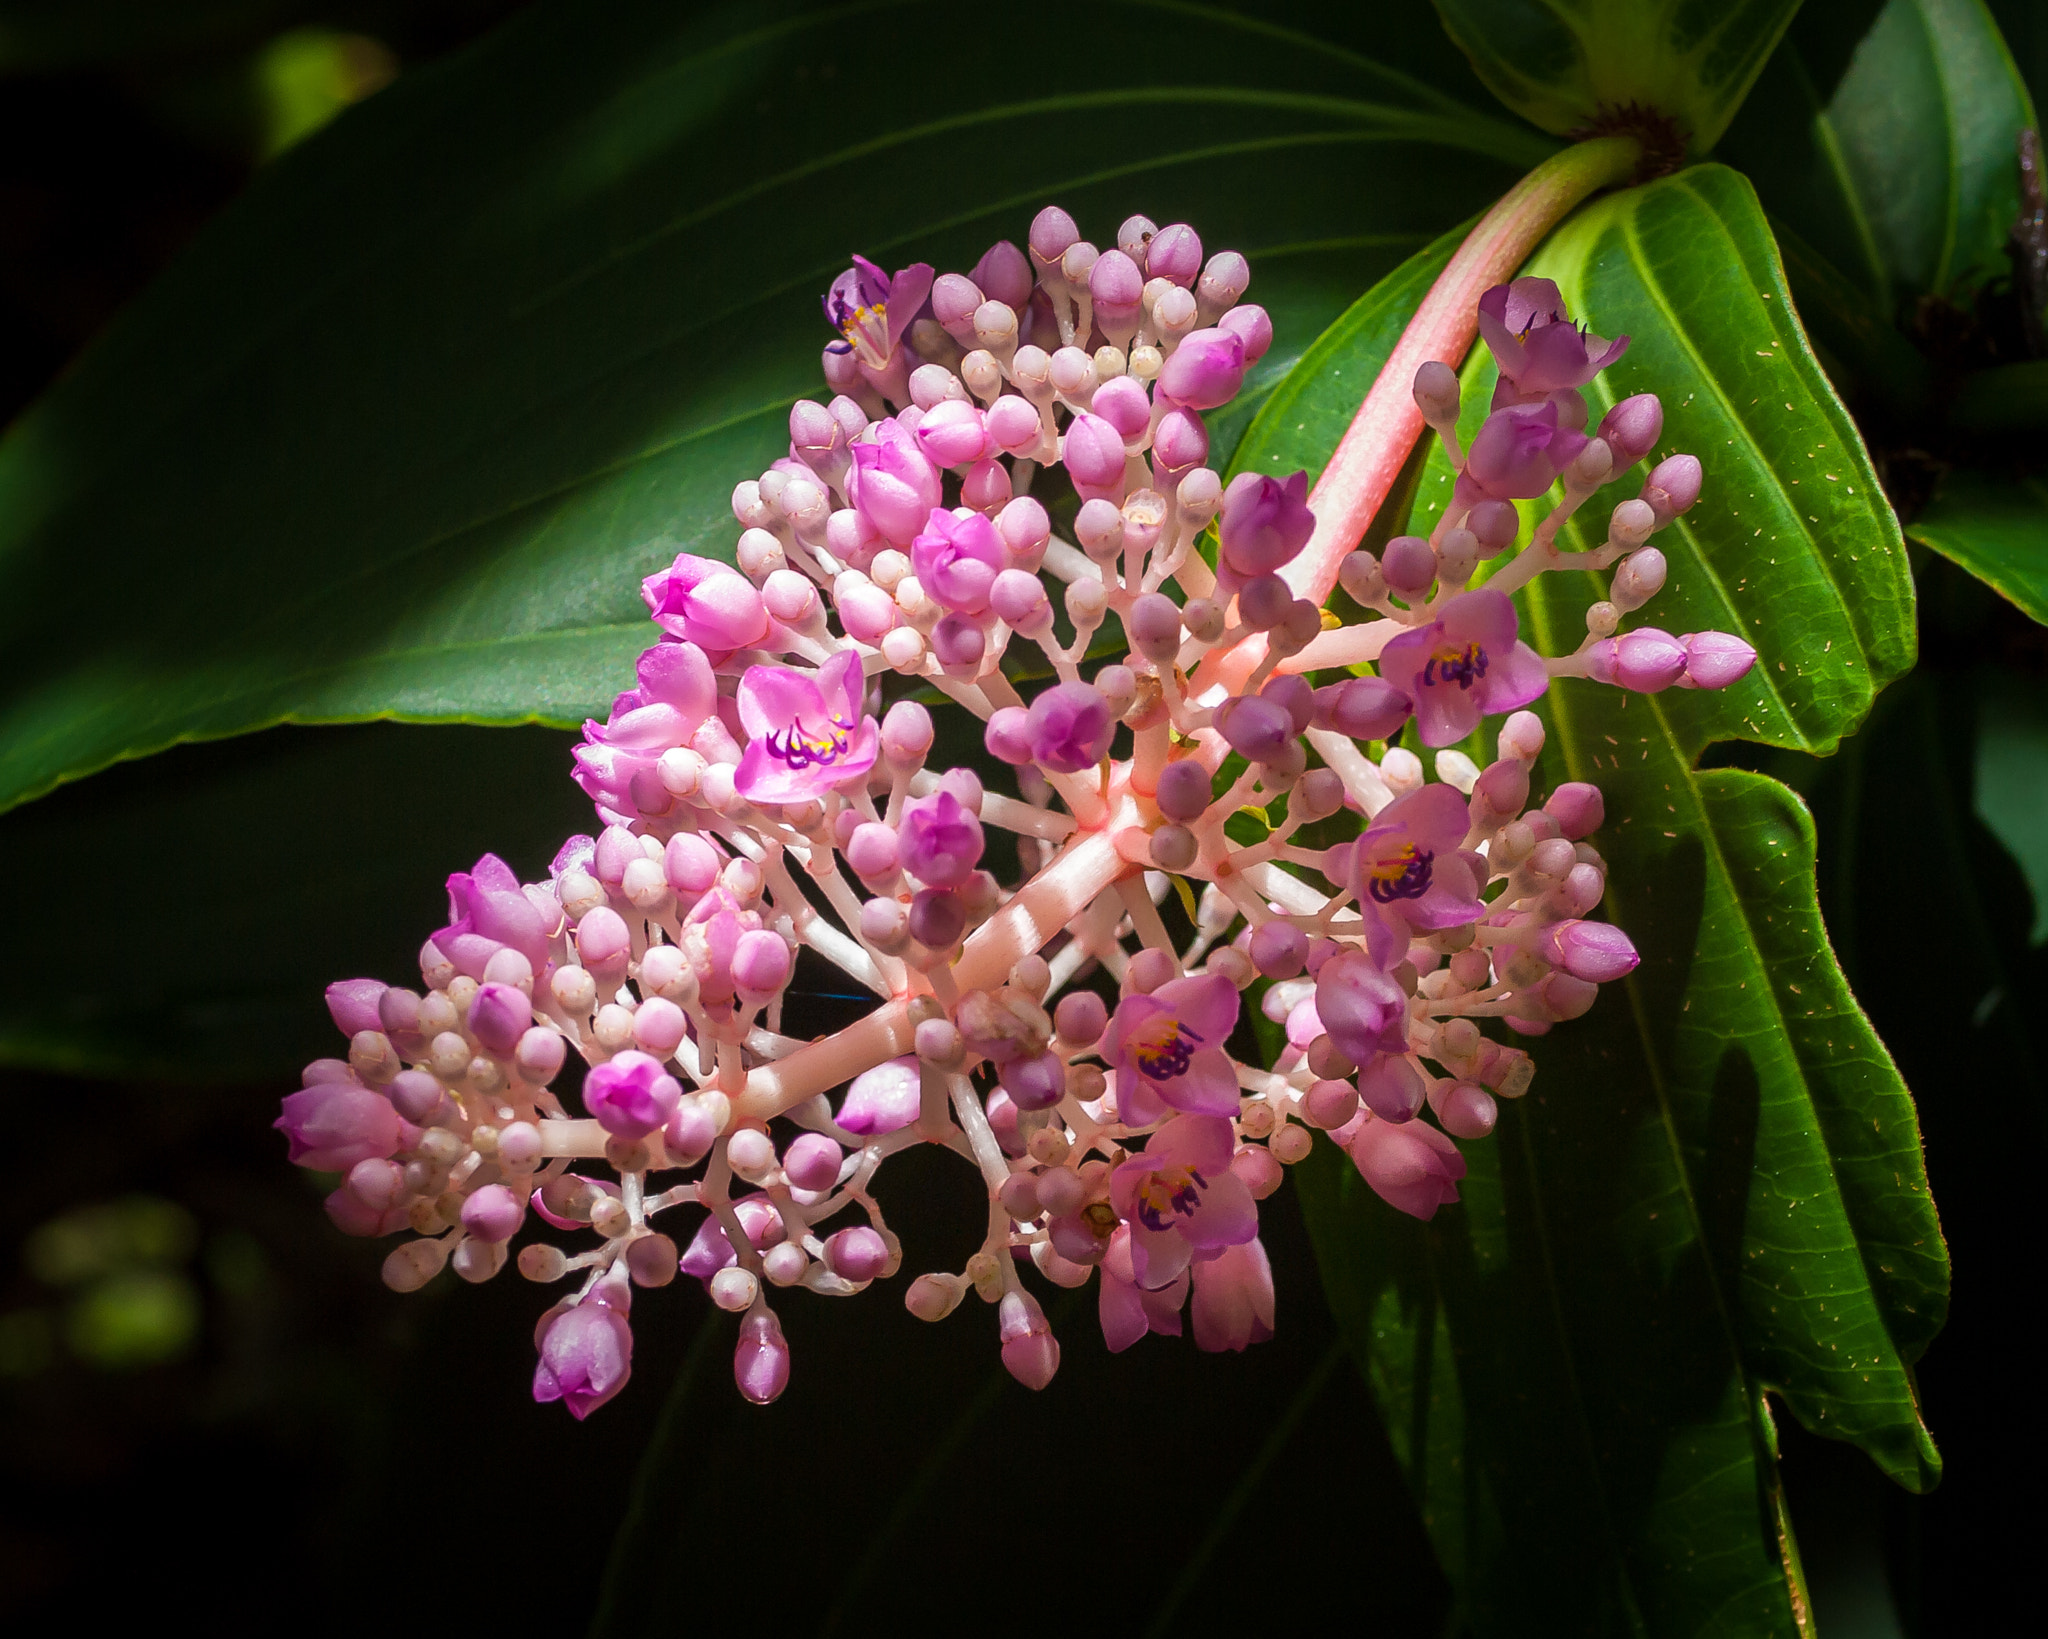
{"left": 1723, "top": 0, "right": 2037, "bottom": 311}
{"left": 1949, "top": 358, "right": 2048, "bottom": 432}
{"left": 1232, "top": 164, "right": 1941, "bottom": 1631}
{"left": 0, "top": 0, "right": 1553, "bottom": 818}
{"left": 1908, "top": 467, "right": 2048, "bottom": 623}
{"left": 0, "top": 721, "right": 592, "bottom": 1080}
{"left": 1974, "top": 682, "right": 2048, "bottom": 943}
{"left": 1429, "top": 0, "right": 1801, "bottom": 153}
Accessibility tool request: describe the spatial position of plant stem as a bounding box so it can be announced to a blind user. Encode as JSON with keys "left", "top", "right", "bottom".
{"left": 1198, "top": 133, "right": 1642, "bottom": 700}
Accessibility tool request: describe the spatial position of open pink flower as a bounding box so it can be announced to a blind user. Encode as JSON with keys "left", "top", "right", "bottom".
{"left": 1109, "top": 1114, "right": 1258, "bottom": 1288}
{"left": 1191, "top": 1237, "right": 1275, "bottom": 1352}
{"left": 1462, "top": 400, "right": 1588, "bottom": 502}
{"left": 823, "top": 254, "right": 934, "bottom": 369}
{"left": 641, "top": 553, "right": 771, "bottom": 657}
{"left": 1377, "top": 588, "right": 1548, "bottom": 747}
{"left": 1478, "top": 276, "right": 1627, "bottom": 406}
{"left": 734, "top": 650, "right": 879, "bottom": 805}
{"left": 1101, "top": 971, "right": 1242, "bottom": 1125}
{"left": 433, "top": 852, "right": 553, "bottom": 981}
{"left": 573, "top": 640, "right": 723, "bottom": 825}
{"left": 1098, "top": 1224, "right": 1189, "bottom": 1351}
{"left": 1351, "top": 783, "right": 1484, "bottom": 947}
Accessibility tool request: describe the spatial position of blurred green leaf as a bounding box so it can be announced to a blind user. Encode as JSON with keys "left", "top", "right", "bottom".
{"left": 1430, "top": 0, "right": 1800, "bottom": 152}
{"left": 64, "top": 1270, "right": 201, "bottom": 1369}
{"left": 1949, "top": 358, "right": 2048, "bottom": 431}
{"left": 0, "top": 722, "right": 591, "bottom": 1080}
{"left": 0, "top": 0, "right": 1549, "bottom": 818}
{"left": 1235, "top": 164, "right": 1939, "bottom": 1632}
{"left": 1725, "top": 0, "right": 2037, "bottom": 315}
{"left": 1973, "top": 680, "right": 2048, "bottom": 942}
{"left": 25, "top": 1196, "right": 198, "bottom": 1284}
{"left": 253, "top": 27, "right": 396, "bottom": 158}
{"left": 1908, "top": 466, "right": 2048, "bottom": 622}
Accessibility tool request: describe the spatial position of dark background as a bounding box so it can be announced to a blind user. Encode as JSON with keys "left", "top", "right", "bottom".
{"left": 0, "top": 4, "right": 2036, "bottom": 1633}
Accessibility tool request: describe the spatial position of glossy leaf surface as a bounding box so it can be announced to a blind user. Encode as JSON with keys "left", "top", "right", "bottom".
{"left": 1235, "top": 164, "right": 1941, "bottom": 1633}
{"left": 0, "top": 0, "right": 1549, "bottom": 817}
{"left": 1431, "top": 0, "right": 1800, "bottom": 152}
{"left": 1724, "top": 0, "right": 2037, "bottom": 313}
{"left": 1909, "top": 466, "right": 2048, "bottom": 624}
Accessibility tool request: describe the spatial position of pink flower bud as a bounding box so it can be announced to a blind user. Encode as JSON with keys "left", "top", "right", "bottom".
{"left": 1598, "top": 392, "right": 1663, "bottom": 468}
{"left": 931, "top": 272, "right": 983, "bottom": 346}
{"left": 838, "top": 1056, "right": 921, "bottom": 1136}
{"left": 467, "top": 981, "right": 530, "bottom": 1059}
{"left": 914, "top": 399, "right": 991, "bottom": 467}
{"left": 582, "top": 1050, "right": 682, "bottom": 1137}
{"left": 1678, "top": 630, "right": 1758, "bottom": 689}
{"left": 462, "top": 1183, "right": 525, "bottom": 1243}
{"left": 1250, "top": 921, "right": 1308, "bottom": 979}
{"left": 1316, "top": 950, "right": 1409, "bottom": 1069}
{"left": 1346, "top": 1115, "right": 1464, "bottom": 1221}
{"left": 1587, "top": 627, "right": 1688, "bottom": 692}
{"left": 990, "top": 568, "right": 1049, "bottom": 630}
{"left": 1217, "top": 302, "right": 1272, "bottom": 365}
{"left": 998, "top": 1290, "right": 1061, "bottom": 1390}
{"left": 971, "top": 239, "right": 1032, "bottom": 310}
{"left": 997, "top": 495, "right": 1050, "bottom": 565}
{"left": 1154, "top": 757, "right": 1213, "bottom": 823}
{"left": 1090, "top": 373, "right": 1151, "bottom": 439}
{"left": 1214, "top": 694, "right": 1294, "bottom": 763}
{"left": 1062, "top": 411, "right": 1128, "bottom": 501}
{"left": 1089, "top": 248, "right": 1144, "bottom": 340}
{"left": 1055, "top": 991, "right": 1108, "bottom": 1049}
{"left": 1157, "top": 326, "right": 1247, "bottom": 409}
{"left": 849, "top": 419, "right": 943, "bottom": 547}
{"left": 908, "top": 888, "right": 966, "bottom": 948}
{"left": 1153, "top": 407, "right": 1209, "bottom": 484}
{"left": 1023, "top": 681, "right": 1113, "bottom": 773}
{"left": 575, "top": 905, "right": 631, "bottom": 980}
{"left": 735, "top": 1307, "right": 791, "bottom": 1404}
{"left": 1147, "top": 222, "right": 1203, "bottom": 286}
{"left": 1542, "top": 919, "right": 1640, "bottom": 983}
{"left": 664, "top": 1096, "right": 719, "bottom": 1164}
{"left": 784, "top": 1133, "right": 843, "bottom": 1192}
{"left": 986, "top": 394, "right": 1042, "bottom": 456}
{"left": 910, "top": 507, "right": 1004, "bottom": 614}
{"left": 534, "top": 1276, "right": 633, "bottom": 1419}
{"left": 999, "top": 1048, "right": 1067, "bottom": 1112}
{"left": 1544, "top": 781, "right": 1605, "bottom": 838}
{"left": 326, "top": 979, "right": 387, "bottom": 1038}
{"left": 1028, "top": 206, "right": 1079, "bottom": 280}
{"left": 1356, "top": 1053, "right": 1425, "bottom": 1122}
{"left": 881, "top": 699, "right": 934, "bottom": 765}
{"left": 275, "top": 1078, "right": 403, "bottom": 1171}
{"left": 1640, "top": 453, "right": 1702, "bottom": 522}
{"left": 899, "top": 790, "right": 985, "bottom": 888}
{"left": 824, "top": 1225, "right": 890, "bottom": 1283}
{"left": 732, "top": 929, "right": 793, "bottom": 1000}
{"left": 1313, "top": 676, "right": 1413, "bottom": 740}
{"left": 1379, "top": 534, "right": 1437, "bottom": 596}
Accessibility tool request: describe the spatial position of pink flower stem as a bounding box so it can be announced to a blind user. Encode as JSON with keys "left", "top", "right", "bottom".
{"left": 1195, "top": 133, "right": 1642, "bottom": 702}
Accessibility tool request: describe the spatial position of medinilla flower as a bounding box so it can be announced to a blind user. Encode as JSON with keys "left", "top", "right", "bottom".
{"left": 822, "top": 254, "right": 933, "bottom": 370}
{"left": 733, "top": 650, "right": 878, "bottom": 805}
{"left": 276, "top": 203, "right": 1759, "bottom": 1412}
{"left": 1098, "top": 1224, "right": 1190, "bottom": 1352}
{"left": 1377, "top": 588, "right": 1548, "bottom": 746}
{"left": 1108, "top": 1115, "right": 1259, "bottom": 1288}
{"left": 1478, "top": 275, "right": 1628, "bottom": 406}
{"left": 1101, "top": 973, "right": 1242, "bottom": 1124}
{"left": 1190, "top": 1237, "right": 1276, "bottom": 1353}
{"left": 532, "top": 1269, "right": 634, "bottom": 1421}
{"left": 641, "top": 552, "right": 772, "bottom": 656}
{"left": 1351, "top": 783, "right": 1486, "bottom": 951}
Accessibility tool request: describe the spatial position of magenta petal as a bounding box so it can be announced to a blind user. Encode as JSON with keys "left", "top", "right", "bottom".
{"left": 1129, "top": 1222, "right": 1193, "bottom": 1290}
{"left": 1439, "top": 589, "right": 1518, "bottom": 651}
{"left": 1373, "top": 782, "right": 1470, "bottom": 853}
{"left": 1149, "top": 1113, "right": 1236, "bottom": 1175}
{"left": 884, "top": 262, "right": 934, "bottom": 354}
{"left": 1115, "top": 1065, "right": 1171, "bottom": 1128}
{"left": 1153, "top": 972, "right": 1241, "bottom": 1043}
{"left": 1478, "top": 640, "right": 1550, "bottom": 713}
{"left": 1099, "top": 1267, "right": 1151, "bottom": 1352}
{"left": 1182, "top": 1169, "right": 1257, "bottom": 1249}
{"left": 1158, "top": 1048, "right": 1243, "bottom": 1116}
{"left": 1413, "top": 686, "right": 1480, "bottom": 747}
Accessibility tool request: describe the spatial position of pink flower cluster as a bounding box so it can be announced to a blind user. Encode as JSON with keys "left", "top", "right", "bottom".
{"left": 276, "top": 215, "right": 1755, "bottom": 1416}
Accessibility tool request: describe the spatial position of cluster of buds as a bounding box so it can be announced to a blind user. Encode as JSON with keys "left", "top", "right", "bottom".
{"left": 276, "top": 210, "right": 1755, "bottom": 1416}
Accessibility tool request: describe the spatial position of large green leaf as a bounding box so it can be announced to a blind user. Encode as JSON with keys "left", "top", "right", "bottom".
{"left": 1430, "top": 0, "right": 1801, "bottom": 153}
{"left": 1723, "top": 0, "right": 2037, "bottom": 314}
{"left": 0, "top": 722, "right": 591, "bottom": 1080}
{"left": 1908, "top": 467, "right": 2048, "bottom": 624}
{"left": 0, "top": 0, "right": 1550, "bottom": 818}
{"left": 1233, "top": 164, "right": 1940, "bottom": 1632}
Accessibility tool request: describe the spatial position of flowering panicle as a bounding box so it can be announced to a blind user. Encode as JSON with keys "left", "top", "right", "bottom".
{"left": 276, "top": 216, "right": 1754, "bottom": 1413}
